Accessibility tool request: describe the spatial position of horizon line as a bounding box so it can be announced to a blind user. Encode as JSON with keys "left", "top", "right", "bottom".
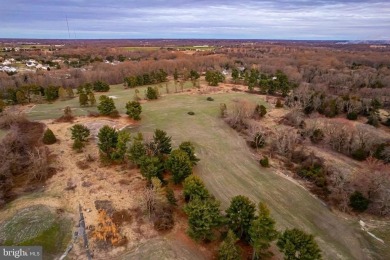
{"left": 1, "top": 38, "right": 389, "bottom": 42}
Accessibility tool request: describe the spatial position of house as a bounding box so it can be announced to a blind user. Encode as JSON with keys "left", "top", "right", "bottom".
{"left": 26, "top": 59, "right": 38, "bottom": 67}
{"left": 0, "top": 66, "right": 17, "bottom": 73}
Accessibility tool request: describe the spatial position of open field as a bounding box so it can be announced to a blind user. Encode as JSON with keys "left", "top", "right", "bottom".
{"left": 119, "top": 46, "right": 215, "bottom": 52}
{"left": 174, "top": 46, "right": 215, "bottom": 51}
{"left": 120, "top": 46, "right": 161, "bottom": 51}
{"left": 25, "top": 84, "right": 389, "bottom": 259}
{"left": 27, "top": 81, "right": 195, "bottom": 121}
{"left": 137, "top": 93, "right": 379, "bottom": 259}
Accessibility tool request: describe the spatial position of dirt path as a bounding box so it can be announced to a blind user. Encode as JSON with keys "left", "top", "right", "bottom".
{"left": 138, "top": 93, "right": 373, "bottom": 260}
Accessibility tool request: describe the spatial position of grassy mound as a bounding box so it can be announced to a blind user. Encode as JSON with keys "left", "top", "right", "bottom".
{"left": 0, "top": 205, "right": 72, "bottom": 257}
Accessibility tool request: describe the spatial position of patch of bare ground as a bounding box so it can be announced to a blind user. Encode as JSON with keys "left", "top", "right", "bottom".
{"left": 0, "top": 116, "right": 151, "bottom": 258}
{"left": 1, "top": 115, "right": 212, "bottom": 259}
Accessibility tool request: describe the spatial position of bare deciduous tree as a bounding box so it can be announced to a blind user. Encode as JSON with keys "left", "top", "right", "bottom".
{"left": 27, "top": 147, "right": 50, "bottom": 181}
{"left": 272, "top": 128, "right": 299, "bottom": 158}
{"left": 140, "top": 177, "right": 166, "bottom": 219}
{"left": 324, "top": 121, "right": 353, "bottom": 153}
{"left": 327, "top": 168, "right": 352, "bottom": 212}
{"left": 227, "top": 99, "right": 256, "bottom": 128}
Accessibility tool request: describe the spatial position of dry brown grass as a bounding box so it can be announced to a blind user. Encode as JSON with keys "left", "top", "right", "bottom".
{"left": 92, "top": 209, "right": 127, "bottom": 247}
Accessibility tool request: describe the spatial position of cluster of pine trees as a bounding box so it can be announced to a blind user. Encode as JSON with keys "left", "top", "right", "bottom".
{"left": 182, "top": 175, "right": 322, "bottom": 259}
{"left": 124, "top": 69, "right": 168, "bottom": 88}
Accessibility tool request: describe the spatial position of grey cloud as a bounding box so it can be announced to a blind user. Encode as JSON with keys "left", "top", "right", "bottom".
{"left": 0, "top": 0, "right": 389, "bottom": 39}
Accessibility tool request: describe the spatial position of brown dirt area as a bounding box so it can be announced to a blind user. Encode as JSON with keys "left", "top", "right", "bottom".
{"left": 0, "top": 114, "right": 214, "bottom": 259}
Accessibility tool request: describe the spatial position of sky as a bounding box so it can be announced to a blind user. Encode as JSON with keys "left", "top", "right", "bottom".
{"left": 0, "top": 0, "right": 389, "bottom": 40}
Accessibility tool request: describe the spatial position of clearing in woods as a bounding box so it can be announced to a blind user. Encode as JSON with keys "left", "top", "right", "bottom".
{"left": 26, "top": 86, "right": 388, "bottom": 259}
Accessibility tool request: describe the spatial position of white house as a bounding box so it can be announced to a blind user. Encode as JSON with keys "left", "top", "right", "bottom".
{"left": 0, "top": 66, "right": 17, "bottom": 73}
{"left": 26, "top": 59, "right": 38, "bottom": 67}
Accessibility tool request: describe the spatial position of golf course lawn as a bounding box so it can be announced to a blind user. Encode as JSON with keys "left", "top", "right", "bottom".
{"left": 27, "top": 85, "right": 388, "bottom": 259}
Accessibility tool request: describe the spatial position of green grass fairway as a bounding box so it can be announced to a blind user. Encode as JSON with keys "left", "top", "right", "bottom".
{"left": 26, "top": 85, "right": 388, "bottom": 259}
{"left": 138, "top": 94, "right": 382, "bottom": 260}
{"left": 175, "top": 46, "right": 215, "bottom": 51}
{"left": 27, "top": 82, "right": 194, "bottom": 121}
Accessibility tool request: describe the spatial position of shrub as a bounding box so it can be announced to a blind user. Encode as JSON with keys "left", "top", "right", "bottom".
{"left": 77, "top": 83, "right": 92, "bottom": 94}
{"left": 0, "top": 112, "right": 28, "bottom": 129}
{"left": 183, "top": 198, "right": 222, "bottom": 241}
{"left": 140, "top": 156, "right": 164, "bottom": 181}
{"left": 206, "top": 97, "right": 214, "bottom": 101}
{"left": 226, "top": 195, "right": 256, "bottom": 240}
{"left": 42, "top": 128, "right": 56, "bottom": 145}
{"left": 97, "top": 95, "right": 116, "bottom": 116}
{"left": 45, "top": 85, "right": 59, "bottom": 101}
{"left": 109, "top": 109, "right": 120, "bottom": 118}
{"left": 205, "top": 70, "right": 225, "bottom": 86}
{"left": 275, "top": 98, "right": 283, "bottom": 108}
{"left": 218, "top": 230, "right": 241, "bottom": 260}
{"left": 183, "top": 175, "right": 209, "bottom": 202}
{"left": 179, "top": 141, "right": 200, "bottom": 166}
{"left": 351, "top": 148, "right": 369, "bottom": 161}
{"left": 125, "top": 101, "right": 142, "bottom": 120}
{"left": 64, "top": 106, "right": 73, "bottom": 119}
{"left": 259, "top": 156, "right": 269, "bottom": 167}
{"left": 79, "top": 93, "right": 88, "bottom": 106}
{"left": 153, "top": 206, "right": 174, "bottom": 231}
{"left": 128, "top": 134, "right": 147, "bottom": 165}
{"left": 153, "top": 129, "right": 172, "bottom": 155}
{"left": 367, "top": 113, "right": 380, "bottom": 127}
{"left": 298, "top": 164, "right": 327, "bottom": 188}
{"left": 166, "top": 188, "right": 177, "bottom": 206}
{"left": 374, "top": 143, "right": 388, "bottom": 161}
{"left": 347, "top": 112, "right": 358, "bottom": 120}
{"left": 349, "top": 191, "right": 369, "bottom": 212}
{"left": 165, "top": 149, "right": 192, "bottom": 184}
{"left": 16, "top": 90, "right": 27, "bottom": 104}
{"left": 93, "top": 80, "right": 110, "bottom": 92}
{"left": 220, "top": 103, "right": 227, "bottom": 118}
{"left": 253, "top": 104, "right": 267, "bottom": 119}
{"left": 88, "top": 92, "right": 96, "bottom": 106}
{"left": 70, "top": 124, "right": 90, "bottom": 142}
{"left": 97, "top": 125, "right": 118, "bottom": 160}
{"left": 310, "top": 129, "right": 324, "bottom": 144}
{"left": 250, "top": 132, "right": 266, "bottom": 149}
{"left": 146, "top": 87, "right": 158, "bottom": 100}
{"left": 277, "top": 229, "right": 322, "bottom": 260}
{"left": 187, "top": 111, "right": 195, "bottom": 115}
{"left": 371, "top": 98, "right": 382, "bottom": 110}
{"left": 72, "top": 139, "right": 84, "bottom": 152}
{"left": 70, "top": 124, "right": 89, "bottom": 151}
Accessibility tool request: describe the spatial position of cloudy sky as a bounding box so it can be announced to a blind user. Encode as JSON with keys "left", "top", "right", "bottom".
{"left": 0, "top": 0, "right": 389, "bottom": 40}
